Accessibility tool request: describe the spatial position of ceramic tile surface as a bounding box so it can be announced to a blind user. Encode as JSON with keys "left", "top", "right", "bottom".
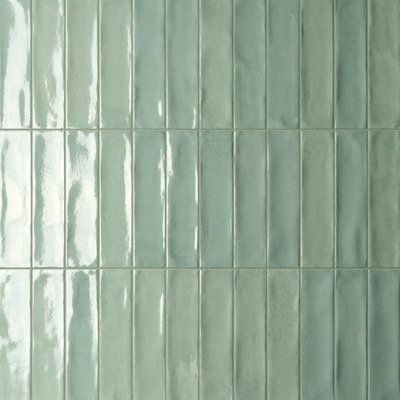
{"left": 0, "top": 0, "right": 399, "bottom": 399}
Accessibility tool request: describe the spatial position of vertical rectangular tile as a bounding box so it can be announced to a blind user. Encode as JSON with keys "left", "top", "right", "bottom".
{"left": 167, "top": 131, "right": 198, "bottom": 268}
{"left": 301, "top": 270, "right": 333, "bottom": 400}
{"left": 100, "top": 0, "right": 132, "bottom": 128}
{"left": 268, "top": 131, "right": 300, "bottom": 268}
{"left": 0, "top": 131, "right": 30, "bottom": 267}
{"left": 370, "top": 132, "right": 400, "bottom": 268}
{"left": 32, "top": 0, "right": 64, "bottom": 128}
{"left": 134, "top": 0, "right": 165, "bottom": 128}
{"left": 200, "top": 132, "right": 233, "bottom": 267}
{"left": 234, "top": 0, "right": 266, "bottom": 128}
{"left": 336, "top": 131, "right": 367, "bottom": 267}
{"left": 100, "top": 132, "right": 132, "bottom": 267}
{"left": 267, "top": 270, "right": 299, "bottom": 400}
{"left": 33, "top": 131, "right": 64, "bottom": 267}
{"left": 200, "top": 270, "right": 232, "bottom": 400}
{"left": 369, "top": 0, "right": 400, "bottom": 128}
{"left": 32, "top": 270, "right": 64, "bottom": 400}
{"left": 133, "top": 132, "right": 165, "bottom": 268}
{"left": 66, "top": 0, "right": 98, "bottom": 128}
{"left": 200, "top": 0, "right": 232, "bottom": 128}
{"left": 301, "top": 132, "right": 334, "bottom": 268}
{"left": 133, "top": 270, "right": 165, "bottom": 400}
{"left": 167, "top": 0, "right": 198, "bottom": 128}
{"left": 0, "top": 0, "right": 30, "bottom": 128}
{"left": 335, "top": 271, "right": 367, "bottom": 400}
{"left": 66, "top": 270, "right": 98, "bottom": 400}
{"left": 235, "top": 131, "right": 267, "bottom": 267}
{"left": 301, "top": 0, "right": 333, "bottom": 128}
{"left": 167, "top": 270, "right": 198, "bottom": 400}
{"left": 235, "top": 270, "right": 266, "bottom": 400}
{"left": 66, "top": 131, "right": 98, "bottom": 268}
{"left": 0, "top": 270, "right": 30, "bottom": 400}
{"left": 100, "top": 270, "right": 132, "bottom": 400}
{"left": 267, "top": 0, "right": 299, "bottom": 128}
{"left": 335, "top": 0, "right": 366, "bottom": 128}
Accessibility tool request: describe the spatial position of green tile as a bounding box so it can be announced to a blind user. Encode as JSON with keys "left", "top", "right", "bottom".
{"left": 235, "top": 131, "right": 267, "bottom": 267}
{"left": 268, "top": 131, "right": 300, "bottom": 268}
{"left": 267, "top": 0, "right": 299, "bottom": 128}
{"left": 200, "top": 132, "right": 233, "bottom": 268}
{"left": 234, "top": 0, "right": 266, "bottom": 128}
{"left": 235, "top": 270, "right": 266, "bottom": 400}
{"left": 100, "top": 132, "right": 132, "bottom": 267}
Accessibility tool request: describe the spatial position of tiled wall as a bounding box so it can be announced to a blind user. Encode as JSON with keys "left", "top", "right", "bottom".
{"left": 0, "top": 0, "right": 399, "bottom": 399}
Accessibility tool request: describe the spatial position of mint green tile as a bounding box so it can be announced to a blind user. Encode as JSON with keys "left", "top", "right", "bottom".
{"left": 335, "top": 0, "right": 366, "bottom": 128}
{"left": 32, "top": 0, "right": 64, "bottom": 128}
{"left": 301, "top": 270, "right": 333, "bottom": 400}
{"left": 267, "top": 0, "right": 299, "bottom": 128}
{"left": 32, "top": 271, "right": 64, "bottom": 400}
{"left": 335, "top": 271, "right": 367, "bottom": 400}
{"left": 200, "top": 132, "right": 233, "bottom": 268}
{"left": 100, "top": 0, "right": 132, "bottom": 128}
{"left": 302, "top": 132, "right": 333, "bottom": 268}
{"left": 167, "top": 0, "right": 198, "bottom": 129}
{"left": 235, "top": 132, "right": 267, "bottom": 267}
{"left": 268, "top": 131, "right": 300, "bottom": 268}
{"left": 66, "top": 0, "right": 98, "bottom": 128}
{"left": 0, "top": 131, "right": 30, "bottom": 267}
{"left": 167, "top": 132, "right": 198, "bottom": 268}
{"left": 200, "top": 0, "right": 232, "bottom": 128}
{"left": 235, "top": 270, "right": 266, "bottom": 400}
{"left": 234, "top": 0, "right": 265, "bottom": 128}
{"left": 369, "top": 0, "right": 400, "bottom": 128}
{"left": 0, "top": 0, "right": 30, "bottom": 128}
{"left": 267, "top": 270, "right": 299, "bottom": 400}
{"left": 167, "top": 270, "right": 198, "bottom": 400}
{"left": 66, "top": 270, "right": 98, "bottom": 400}
{"left": 301, "top": 0, "right": 333, "bottom": 128}
{"left": 336, "top": 132, "right": 367, "bottom": 268}
{"left": 133, "top": 132, "right": 165, "bottom": 268}
{"left": 66, "top": 131, "right": 98, "bottom": 267}
{"left": 100, "top": 270, "right": 132, "bottom": 400}
{"left": 370, "top": 132, "right": 400, "bottom": 268}
{"left": 33, "top": 131, "right": 64, "bottom": 267}
{"left": 100, "top": 132, "right": 132, "bottom": 267}
{"left": 133, "top": 270, "right": 165, "bottom": 400}
{"left": 0, "top": 271, "right": 30, "bottom": 400}
{"left": 200, "top": 270, "right": 232, "bottom": 400}
{"left": 134, "top": 0, "right": 165, "bottom": 128}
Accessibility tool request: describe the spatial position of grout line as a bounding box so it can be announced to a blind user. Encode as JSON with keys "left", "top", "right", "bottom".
{"left": 131, "top": 0, "right": 135, "bottom": 131}
{"left": 298, "top": 0, "right": 302, "bottom": 130}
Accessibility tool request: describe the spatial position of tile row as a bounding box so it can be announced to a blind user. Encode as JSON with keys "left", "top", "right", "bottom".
{"left": 1, "top": 0, "right": 399, "bottom": 129}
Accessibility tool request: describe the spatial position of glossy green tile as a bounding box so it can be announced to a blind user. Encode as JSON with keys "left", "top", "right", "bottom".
{"left": 66, "top": 131, "right": 98, "bottom": 268}
{"left": 167, "top": 270, "right": 198, "bottom": 400}
{"left": 235, "top": 131, "right": 267, "bottom": 267}
{"left": 268, "top": 131, "right": 300, "bottom": 268}
{"left": 100, "top": 132, "right": 132, "bottom": 267}
{"left": 200, "top": 0, "right": 232, "bottom": 128}
{"left": 0, "top": 131, "right": 31, "bottom": 267}
{"left": 66, "top": 270, "right": 98, "bottom": 400}
{"left": 336, "top": 132, "right": 367, "bottom": 268}
{"left": 32, "top": 270, "right": 64, "bottom": 400}
{"left": 100, "top": 270, "right": 132, "bottom": 400}
{"left": 0, "top": 270, "right": 30, "bottom": 400}
{"left": 267, "top": 270, "right": 299, "bottom": 400}
{"left": 167, "top": 131, "right": 198, "bottom": 268}
{"left": 200, "top": 132, "right": 233, "bottom": 268}
{"left": 235, "top": 270, "right": 266, "bottom": 400}
{"left": 301, "top": 132, "right": 333, "bottom": 268}
{"left": 234, "top": 0, "right": 266, "bottom": 128}
{"left": 33, "top": 131, "right": 64, "bottom": 267}
{"left": 267, "top": 0, "right": 299, "bottom": 128}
